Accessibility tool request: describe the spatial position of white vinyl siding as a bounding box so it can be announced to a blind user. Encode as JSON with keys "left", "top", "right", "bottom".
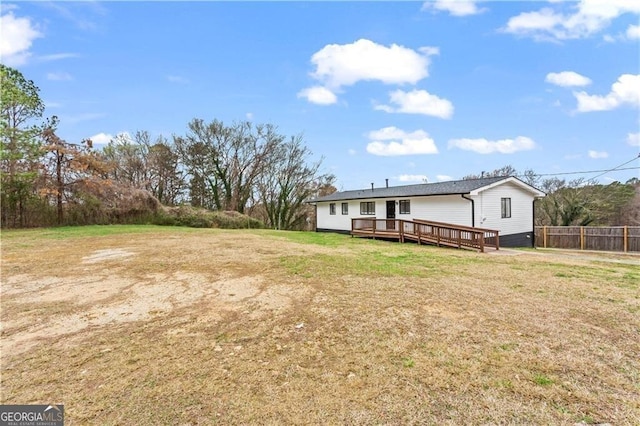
{"left": 409, "top": 195, "right": 473, "bottom": 227}
{"left": 315, "top": 179, "right": 538, "bottom": 236}
{"left": 473, "top": 182, "right": 533, "bottom": 236}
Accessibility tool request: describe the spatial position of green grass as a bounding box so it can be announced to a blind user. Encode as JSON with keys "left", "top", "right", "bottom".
{"left": 533, "top": 373, "right": 554, "bottom": 386}
{"left": 279, "top": 250, "right": 442, "bottom": 278}
{"left": 2, "top": 227, "right": 639, "bottom": 424}
{"left": 0, "top": 224, "right": 191, "bottom": 241}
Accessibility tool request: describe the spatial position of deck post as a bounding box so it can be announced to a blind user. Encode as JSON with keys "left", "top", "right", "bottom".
{"left": 479, "top": 232, "right": 485, "bottom": 253}
{"left": 399, "top": 220, "right": 404, "bottom": 243}
{"left": 495, "top": 232, "right": 500, "bottom": 250}
{"left": 417, "top": 223, "right": 421, "bottom": 245}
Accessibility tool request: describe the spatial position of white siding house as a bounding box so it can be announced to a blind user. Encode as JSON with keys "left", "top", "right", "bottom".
{"left": 311, "top": 176, "right": 545, "bottom": 247}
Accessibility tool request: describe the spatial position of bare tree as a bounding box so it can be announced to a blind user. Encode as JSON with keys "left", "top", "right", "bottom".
{"left": 175, "top": 119, "right": 283, "bottom": 213}
{"left": 463, "top": 165, "right": 518, "bottom": 180}
{"left": 256, "top": 134, "right": 334, "bottom": 230}
{"left": 102, "top": 131, "right": 185, "bottom": 205}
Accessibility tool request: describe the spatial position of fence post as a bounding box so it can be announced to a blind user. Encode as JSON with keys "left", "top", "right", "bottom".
{"left": 543, "top": 226, "right": 547, "bottom": 248}
{"left": 624, "top": 226, "right": 628, "bottom": 252}
{"left": 580, "top": 226, "right": 585, "bottom": 251}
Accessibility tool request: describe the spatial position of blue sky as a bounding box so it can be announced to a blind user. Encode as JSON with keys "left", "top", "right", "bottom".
{"left": 2, "top": 1, "right": 639, "bottom": 190}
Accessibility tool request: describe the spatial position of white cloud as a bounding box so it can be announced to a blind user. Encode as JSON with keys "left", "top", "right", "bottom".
{"left": 503, "top": 0, "right": 640, "bottom": 41}
{"left": 92, "top": 131, "right": 133, "bottom": 146}
{"left": 588, "top": 150, "right": 608, "bottom": 159}
{"left": 167, "top": 75, "right": 189, "bottom": 84}
{"left": 88, "top": 132, "right": 113, "bottom": 145}
{"left": 375, "top": 89, "right": 454, "bottom": 119}
{"left": 0, "top": 10, "right": 42, "bottom": 66}
{"left": 626, "top": 24, "right": 640, "bottom": 39}
{"left": 627, "top": 132, "right": 640, "bottom": 147}
{"left": 37, "top": 53, "right": 79, "bottom": 62}
{"left": 545, "top": 71, "right": 592, "bottom": 87}
{"left": 436, "top": 174, "right": 453, "bottom": 181}
{"left": 448, "top": 136, "right": 536, "bottom": 154}
{"left": 308, "top": 39, "right": 436, "bottom": 90}
{"left": 348, "top": 149, "right": 356, "bottom": 155}
{"left": 422, "top": 0, "right": 486, "bottom": 17}
{"left": 245, "top": 112, "right": 254, "bottom": 120}
{"left": 63, "top": 112, "right": 106, "bottom": 124}
{"left": 366, "top": 126, "right": 439, "bottom": 156}
{"left": 574, "top": 74, "right": 640, "bottom": 112}
{"left": 297, "top": 86, "right": 337, "bottom": 105}
{"left": 397, "top": 174, "right": 428, "bottom": 183}
{"left": 46, "top": 72, "right": 73, "bottom": 81}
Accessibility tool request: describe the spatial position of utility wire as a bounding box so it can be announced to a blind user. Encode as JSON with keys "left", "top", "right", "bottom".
{"left": 512, "top": 154, "right": 640, "bottom": 180}
{"left": 589, "top": 154, "right": 640, "bottom": 181}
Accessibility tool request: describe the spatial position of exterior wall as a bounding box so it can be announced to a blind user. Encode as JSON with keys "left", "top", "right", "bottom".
{"left": 473, "top": 181, "right": 535, "bottom": 237}
{"left": 316, "top": 198, "right": 387, "bottom": 231}
{"left": 403, "top": 195, "right": 472, "bottom": 227}
{"left": 500, "top": 231, "right": 534, "bottom": 248}
{"left": 316, "top": 195, "right": 472, "bottom": 231}
{"left": 315, "top": 181, "right": 537, "bottom": 244}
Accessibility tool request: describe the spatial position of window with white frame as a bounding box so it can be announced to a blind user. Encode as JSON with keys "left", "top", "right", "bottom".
{"left": 329, "top": 203, "right": 336, "bottom": 215}
{"left": 399, "top": 200, "right": 410, "bottom": 214}
{"left": 341, "top": 202, "right": 348, "bottom": 215}
{"left": 360, "top": 201, "right": 375, "bottom": 215}
{"left": 501, "top": 197, "right": 511, "bottom": 218}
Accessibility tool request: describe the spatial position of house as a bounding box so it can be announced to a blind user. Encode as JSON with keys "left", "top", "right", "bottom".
{"left": 310, "top": 176, "right": 546, "bottom": 247}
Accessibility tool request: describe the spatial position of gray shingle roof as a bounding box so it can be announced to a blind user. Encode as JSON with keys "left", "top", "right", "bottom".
{"left": 311, "top": 176, "right": 511, "bottom": 202}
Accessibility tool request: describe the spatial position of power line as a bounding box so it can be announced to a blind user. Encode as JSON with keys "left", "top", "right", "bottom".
{"left": 515, "top": 165, "right": 639, "bottom": 179}
{"left": 510, "top": 154, "right": 640, "bottom": 180}
{"left": 589, "top": 154, "right": 640, "bottom": 181}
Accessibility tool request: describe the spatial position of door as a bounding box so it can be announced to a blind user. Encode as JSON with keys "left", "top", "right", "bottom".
{"left": 386, "top": 200, "right": 396, "bottom": 230}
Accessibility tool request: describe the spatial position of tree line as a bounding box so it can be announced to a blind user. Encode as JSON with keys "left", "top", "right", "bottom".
{"left": 0, "top": 64, "right": 335, "bottom": 229}
{"left": 3, "top": 65, "right": 636, "bottom": 230}
{"left": 464, "top": 165, "right": 639, "bottom": 226}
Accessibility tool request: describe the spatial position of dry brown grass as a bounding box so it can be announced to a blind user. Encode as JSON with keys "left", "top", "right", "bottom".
{"left": 1, "top": 226, "right": 639, "bottom": 425}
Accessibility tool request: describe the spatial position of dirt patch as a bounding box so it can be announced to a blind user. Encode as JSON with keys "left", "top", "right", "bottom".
{"left": 1, "top": 268, "right": 308, "bottom": 356}
{"left": 82, "top": 248, "right": 135, "bottom": 263}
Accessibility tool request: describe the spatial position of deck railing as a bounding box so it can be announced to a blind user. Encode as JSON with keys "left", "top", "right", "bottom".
{"left": 351, "top": 218, "right": 499, "bottom": 252}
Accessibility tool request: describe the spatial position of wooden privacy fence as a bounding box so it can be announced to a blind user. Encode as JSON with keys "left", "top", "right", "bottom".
{"left": 535, "top": 226, "right": 640, "bottom": 252}
{"left": 351, "top": 218, "right": 500, "bottom": 252}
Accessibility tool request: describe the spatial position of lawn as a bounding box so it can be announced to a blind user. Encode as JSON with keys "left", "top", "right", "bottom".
{"left": 1, "top": 226, "right": 639, "bottom": 424}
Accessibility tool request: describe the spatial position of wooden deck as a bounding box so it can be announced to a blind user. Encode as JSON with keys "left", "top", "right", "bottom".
{"left": 351, "top": 218, "right": 500, "bottom": 253}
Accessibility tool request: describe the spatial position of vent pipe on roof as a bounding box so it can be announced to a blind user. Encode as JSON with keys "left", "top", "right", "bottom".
{"left": 385, "top": 178, "right": 389, "bottom": 188}
{"left": 371, "top": 182, "right": 374, "bottom": 191}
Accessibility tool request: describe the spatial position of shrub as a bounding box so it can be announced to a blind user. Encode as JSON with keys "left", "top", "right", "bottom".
{"left": 155, "top": 206, "right": 264, "bottom": 229}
